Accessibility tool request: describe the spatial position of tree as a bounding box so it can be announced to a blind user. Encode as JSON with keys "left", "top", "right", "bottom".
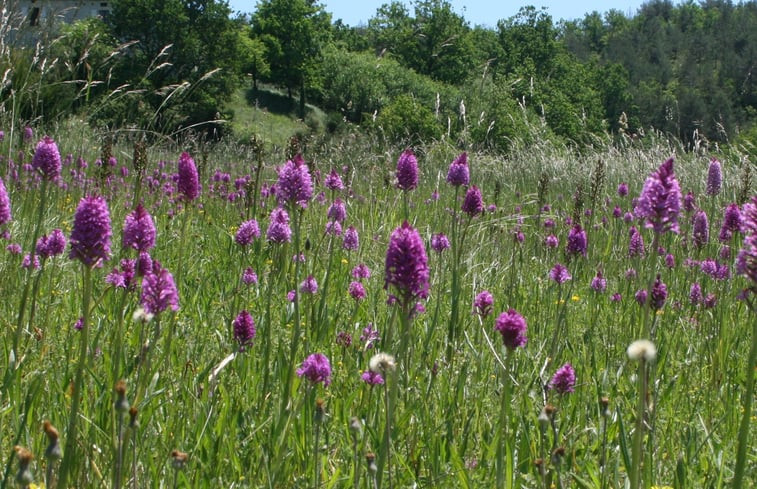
{"left": 468, "top": 26, "right": 505, "bottom": 80}
{"left": 367, "top": 0, "right": 474, "bottom": 84}
{"left": 410, "top": 0, "right": 474, "bottom": 83}
{"left": 238, "top": 26, "right": 270, "bottom": 91}
{"left": 497, "top": 6, "right": 560, "bottom": 78}
{"left": 497, "top": 7, "right": 606, "bottom": 141}
{"left": 367, "top": 1, "right": 415, "bottom": 60}
{"left": 250, "top": 0, "right": 331, "bottom": 118}
{"left": 108, "top": 0, "right": 244, "bottom": 135}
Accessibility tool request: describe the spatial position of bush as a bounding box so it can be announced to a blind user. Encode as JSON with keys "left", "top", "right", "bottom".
{"left": 463, "top": 78, "right": 547, "bottom": 152}
{"left": 319, "top": 46, "right": 459, "bottom": 126}
{"left": 373, "top": 94, "right": 443, "bottom": 145}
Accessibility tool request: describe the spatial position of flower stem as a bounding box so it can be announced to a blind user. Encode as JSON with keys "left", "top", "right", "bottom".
{"left": 57, "top": 265, "right": 93, "bottom": 489}
{"left": 11, "top": 179, "right": 48, "bottom": 359}
{"left": 496, "top": 352, "right": 513, "bottom": 489}
{"left": 630, "top": 357, "right": 648, "bottom": 489}
{"left": 733, "top": 304, "right": 756, "bottom": 488}
{"left": 383, "top": 380, "right": 392, "bottom": 489}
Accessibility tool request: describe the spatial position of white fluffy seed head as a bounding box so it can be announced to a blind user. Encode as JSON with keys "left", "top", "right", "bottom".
{"left": 132, "top": 307, "right": 154, "bottom": 323}
{"left": 369, "top": 352, "right": 396, "bottom": 374}
{"left": 627, "top": 339, "right": 657, "bottom": 362}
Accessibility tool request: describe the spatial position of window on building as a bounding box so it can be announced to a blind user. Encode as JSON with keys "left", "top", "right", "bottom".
{"left": 29, "top": 7, "right": 40, "bottom": 26}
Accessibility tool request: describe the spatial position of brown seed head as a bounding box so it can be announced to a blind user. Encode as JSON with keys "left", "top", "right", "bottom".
{"left": 13, "top": 446, "right": 33, "bottom": 463}
{"left": 129, "top": 406, "right": 139, "bottom": 428}
{"left": 314, "top": 398, "right": 325, "bottom": 423}
{"left": 43, "top": 420, "right": 59, "bottom": 441}
{"left": 171, "top": 450, "right": 188, "bottom": 470}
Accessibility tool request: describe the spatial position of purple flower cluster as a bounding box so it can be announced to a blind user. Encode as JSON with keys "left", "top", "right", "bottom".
{"left": 266, "top": 207, "right": 292, "bottom": 243}
{"left": 69, "top": 195, "right": 112, "bottom": 267}
{"left": 0, "top": 176, "right": 10, "bottom": 226}
{"left": 650, "top": 274, "right": 668, "bottom": 310}
{"left": 446, "top": 152, "right": 470, "bottom": 187}
{"left": 719, "top": 203, "right": 742, "bottom": 242}
{"left": 462, "top": 186, "right": 484, "bottom": 217}
{"left": 349, "top": 265, "right": 369, "bottom": 282}
{"left": 137, "top": 252, "right": 152, "bottom": 276}
{"left": 276, "top": 154, "right": 313, "bottom": 207}
{"left": 692, "top": 210, "right": 709, "bottom": 248}
{"left": 494, "top": 309, "right": 528, "bottom": 350}
{"left": 590, "top": 270, "right": 607, "bottom": 292}
{"left": 549, "top": 363, "right": 576, "bottom": 394}
{"left": 431, "top": 233, "right": 450, "bottom": 253}
{"left": 690, "top": 282, "right": 703, "bottom": 305}
{"left": 106, "top": 259, "right": 137, "bottom": 291}
{"left": 384, "top": 221, "right": 430, "bottom": 306}
{"left": 325, "top": 221, "right": 342, "bottom": 236}
{"left": 297, "top": 353, "right": 331, "bottom": 386}
{"left": 327, "top": 199, "right": 346, "bottom": 223}
{"left": 242, "top": 267, "right": 258, "bottom": 285}
{"left": 177, "top": 152, "right": 200, "bottom": 201}
{"left": 549, "top": 263, "right": 572, "bottom": 284}
{"left": 396, "top": 149, "right": 418, "bottom": 191}
{"left": 473, "top": 290, "right": 494, "bottom": 317}
{"left": 361, "top": 370, "right": 384, "bottom": 385}
{"left": 336, "top": 331, "right": 352, "bottom": 347}
{"left": 706, "top": 158, "right": 722, "bottom": 196}
{"left": 634, "top": 158, "right": 682, "bottom": 234}
{"left": 233, "top": 310, "right": 256, "bottom": 350}
{"left": 140, "top": 261, "right": 179, "bottom": 314}
{"left": 736, "top": 196, "right": 757, "bottom": 286}
{"left": 300, "top": 275, "right": 318, "bottom": 294}
{"left": 36, "top": 229, "right": 66, "bottom": 259}
{"left": 123, "top": 205, "right": 156, "bottom": 252}
{"left": 566, "top": 225, "right": 588, "bottom": 257}
{"left": 628, "top": 226, "right": 645, "bottom": 257}
{"left": 324, "top": 169, "right": 344, "bottom": 191}
{"left": 360, "top": 323, "right": 380, "bottom": 349}
{"left": 343, "top": 226, "right": 359, "bottom": 251}
{"left": 349, "top": 281, "right": 366, "bottom": 301}
{"left": 22, "top": 253, "right": 40, "bottom": 269}
{"left": 235, "top": 219, "right": 260, "bottom": 246}
{"left": 634, "top": 289, "right": 648, "bottom": 306}
{"left": 32, "top": 136, "right": 62, "bottom": 180}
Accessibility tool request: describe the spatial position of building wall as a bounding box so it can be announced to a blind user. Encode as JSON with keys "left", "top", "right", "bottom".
{"left": 17, "top": 0, "right": 111, "bottom": 25}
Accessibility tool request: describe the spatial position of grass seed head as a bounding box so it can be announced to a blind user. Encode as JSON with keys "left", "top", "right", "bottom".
{"left": 627, "top": 339, "right": 657, "bottom": 362}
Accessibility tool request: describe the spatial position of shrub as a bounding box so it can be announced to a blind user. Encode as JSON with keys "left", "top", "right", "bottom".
{"left": 373, "top": 94, "right": 443, "bottom": 145}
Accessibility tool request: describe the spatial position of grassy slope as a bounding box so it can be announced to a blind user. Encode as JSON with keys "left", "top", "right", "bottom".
{"left": 226, "top": 84, "right": 329, "bottom": 149}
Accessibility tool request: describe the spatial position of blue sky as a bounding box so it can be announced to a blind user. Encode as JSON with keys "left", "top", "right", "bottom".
{"left": 228, "top": 1, "right": 658, "bottom": 27}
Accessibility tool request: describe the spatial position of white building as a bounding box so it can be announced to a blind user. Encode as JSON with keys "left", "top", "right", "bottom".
{"left": 15, "top": 0, "right": 111, "bottom": 25}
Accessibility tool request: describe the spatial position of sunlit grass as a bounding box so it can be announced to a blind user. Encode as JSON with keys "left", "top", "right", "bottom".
{"left": 0, "top": 125, "right": 754, "bottom": 488}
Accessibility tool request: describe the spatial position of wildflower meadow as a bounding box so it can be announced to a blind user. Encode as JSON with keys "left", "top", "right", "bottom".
{"left": 0, "top": 127, "right": 755, "bottom": 489}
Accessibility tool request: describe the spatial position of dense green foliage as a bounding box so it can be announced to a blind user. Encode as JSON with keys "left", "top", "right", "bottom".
{"left": 105, "top": 0, "right": 244, "bottom": 134}
{"left": 0, "top": 0, "right": 755, "bottom": 150}
{"left": 562, "top": 0, "right": 757, "bottom": 144}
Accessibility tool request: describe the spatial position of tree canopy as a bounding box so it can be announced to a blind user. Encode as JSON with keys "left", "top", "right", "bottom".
{"left": 4, "top": 0, "right": 756, "bottom": 149}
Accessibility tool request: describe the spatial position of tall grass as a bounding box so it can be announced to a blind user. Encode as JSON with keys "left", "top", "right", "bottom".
{"left": 0, "top": 117, "right": 753, "bottom": 488}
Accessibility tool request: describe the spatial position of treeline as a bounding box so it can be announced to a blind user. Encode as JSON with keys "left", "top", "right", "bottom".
{"left": 2, "top": 0, "right": 755, "bottom": 150}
